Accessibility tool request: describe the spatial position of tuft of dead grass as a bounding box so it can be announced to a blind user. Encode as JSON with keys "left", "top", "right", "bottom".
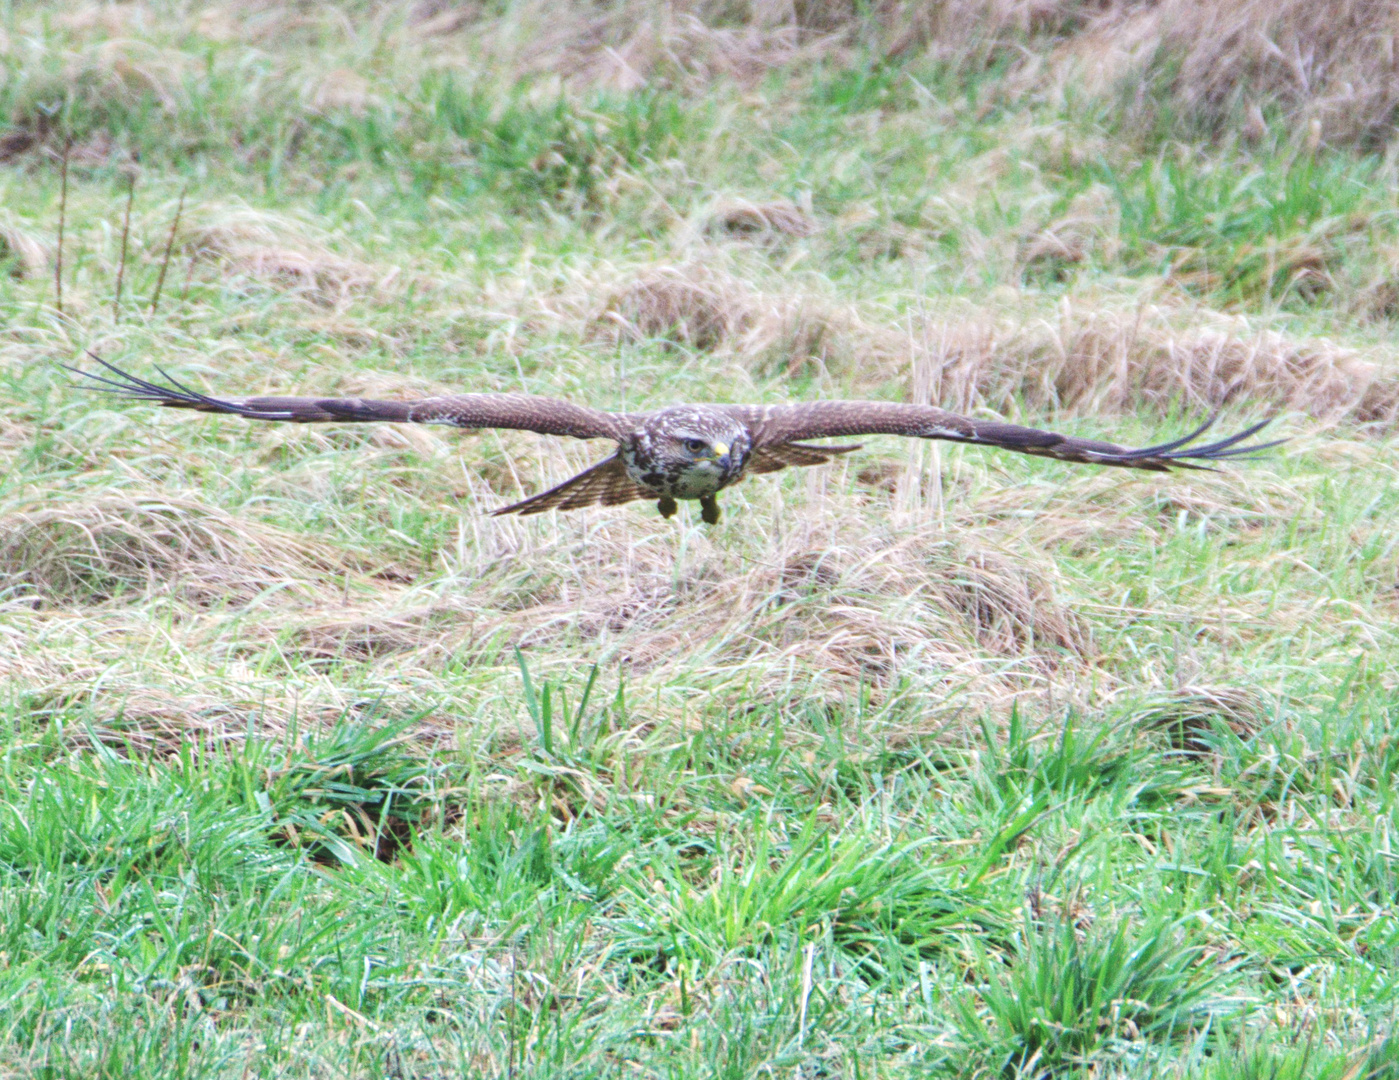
{"left": 596, "top": 262, "right": 755, "bottom": 352}
{"left": 427, "top": 509, "right": 1096, "bottom": 720}
{"left": 587, "top": 260, "right": 903, "bottom": 378}
{"left": 0, "top": 493, "right": 365, "bottom": 608}
{"left": 305, "top": 67, "right": 376, "bottom": 115}
{"left": 1047, "top": 0, "right": 1399, "bottom": 149}
{"left": 1130, "top": 684, "right": 1267, "bottom": 755}
{"left": 72, "top": 688, "right": 260, "bottom": 755}
{"left": 1349, "top": 242, "right": 1399, "bottom": 325}
{"left": 935, "top": 543, "right": 1087, "bottom": 658}
{"left": 268, "top": 603, "right": 471, "bottom": 664}
{"left": 481, "top": 6, "right": 820, "bottom": 92}
{"left": 0, "top": 648, "right": 265, "bottom": 754}
{"left": 585, "top": 264, "right": 1399, "bottom": 425}
{"left": 706, "top": 198, "right": 820, "bottom": 241}
{"left": 184, "top": 203, "right": 384, "bottom": 306}
{"left": 0, "top": 211, "right": 48, "bottom": 278}
{"left": 911, "top": 305, "right": 1399, "bottom": 426}
{"left": 468, "top": 0, "right": 1102, "bottom": 93}
{"left": 1019, "top": 183, "right": 1121, "bottom": 282}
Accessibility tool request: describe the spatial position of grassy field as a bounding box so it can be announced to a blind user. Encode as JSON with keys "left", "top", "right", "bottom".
{"left": 3, "top": 1, "right": 1399, "bottom": 1075}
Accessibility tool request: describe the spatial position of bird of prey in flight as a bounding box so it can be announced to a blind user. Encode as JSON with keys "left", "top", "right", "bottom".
{"left": 73, "top": 357, "right": 1281, "bottom": 525}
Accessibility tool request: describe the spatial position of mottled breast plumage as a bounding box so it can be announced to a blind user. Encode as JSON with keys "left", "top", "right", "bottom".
{"left": 619, "top": 407, "right": 751, "bottom": 499}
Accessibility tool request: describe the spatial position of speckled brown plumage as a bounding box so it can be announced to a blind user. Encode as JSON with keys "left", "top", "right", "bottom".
{"left": 73, "top": 356, "right": 1284, "bottom": 524}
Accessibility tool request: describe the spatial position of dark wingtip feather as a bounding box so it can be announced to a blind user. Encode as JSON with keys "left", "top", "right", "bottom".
{"left": 1102, "top": 416, "right": 1284, "bottom": 468}
{"left": 1197, "top": 436, "right": 1289, "bottom": 461}
{"left": 1109, "top": 413, "right": 1220, "bottom": 461}
{"left": 69, "top": 352, "right": 206, "bottom": 407}
{"left": 67, "top": 353, "right": 298, "bottom": 420}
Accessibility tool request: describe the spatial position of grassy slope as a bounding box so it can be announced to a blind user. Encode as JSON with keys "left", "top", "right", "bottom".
{"left": 2, "top": 2, "right": 1399, "bottom": 1076}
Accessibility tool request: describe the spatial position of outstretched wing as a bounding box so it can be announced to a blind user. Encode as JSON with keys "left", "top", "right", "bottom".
{"left": 71, "top": 355, "right": 627, "bottom": 441}
{"left": 491, "top": 455, "right": 652, "bottom": 516}
{"left": 722, "top": 401, "right": 1282, "bottom": 472}
{"left": 744, "top": 441, "right": 863, "bottom": 475}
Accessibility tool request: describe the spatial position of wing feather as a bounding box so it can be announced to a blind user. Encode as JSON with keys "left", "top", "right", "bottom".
{"left": 70, "top": 355, "right": 626, "bottom": 441}
{"left": 744, "top": 441, "right": 863, "bottom": 475}
{"left": 723, "top": 401, "right": 1281, "bottom": 472}
{"left": 491, "top": 455, "right": 653, "bottom": 516}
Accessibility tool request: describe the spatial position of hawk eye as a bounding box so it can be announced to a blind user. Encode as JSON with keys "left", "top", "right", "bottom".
{"left": 684, "top": 438, "right": 708, "bottom": 454}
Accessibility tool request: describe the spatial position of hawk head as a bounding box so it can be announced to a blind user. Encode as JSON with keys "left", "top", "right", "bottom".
{"left": 625, "top": 408, "right": 751, "bottom": 500}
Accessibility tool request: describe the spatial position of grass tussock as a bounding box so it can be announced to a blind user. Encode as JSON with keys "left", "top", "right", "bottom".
{"left": 597, "top": 262, "right": 755, "bottom": 353}
{"left": 588, "top": 260, "right": 902, "bottom": 379}
{"left": 461, "top": 1, "right": 828, "bottom": 92}
{"left": 586, "top": 262, "right": 1399, "bottom": 426}
{"left": 914, "top": 305, "right": 1399, "bottom": 425}
{"left": 1130, "top": 684, "right": 1267, "bottom": 755}
{"left": 220, "top": 508, "right": 1097, "bottom": 722}
{"left": 706, "top": 197, "right": 820, "bottom": 241}
{"left": 185, "top": 203, "right": 383, "bottom": 306}
{"left": 0, "top": 208, "right": 47, "bottom": 277}
{"left": 266, "top": 602, "right": 468, "bottom": 664}
{"left": 1054, "top": 0, "right": 1399, "bottom": 149}
{"left": 0, "top": 493, "right": 362, "bottom": 608}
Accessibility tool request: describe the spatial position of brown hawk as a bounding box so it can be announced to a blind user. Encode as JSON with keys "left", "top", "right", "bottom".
{"left": 74, "top": 357, "right": 1281, "bottom": 525}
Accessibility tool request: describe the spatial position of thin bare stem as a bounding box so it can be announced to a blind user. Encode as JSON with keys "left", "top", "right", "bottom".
{"left": 148, "top": 184, "right": 186, "bottom": 315}
{"left": 113, "top": 171, "right": 135, "bottom": 323}
{"left": 55, "top": 138, "right": 70, "bottom": 316}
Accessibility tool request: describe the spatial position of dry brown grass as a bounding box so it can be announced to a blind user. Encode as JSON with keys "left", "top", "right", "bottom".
{"left": 706, "top": 198, "right": 820, "bottom": 241}
{"left": 0, "top": 337, "right": 1375, "bottom": 757}
{"left": 1128, "top": 684, "right": 1268, "bottom": 755}
{"left": 304, "top": 67, "right": 377, "bottom": 116}
{"left": 265, "top": 603, "right": 470, "bottom": 664}
{"left": 0, "top": 643, "right": 252, "bottom": 753}
{"left": 596, "top": 262, "right": 756, "bottom": 353}
{"left": 907, "top": 305, "right": 1399, "bottom": 426}
{"left": 416, "top": 493, "right": 1102, "bottom": 720}
{"left": 496, "top": 0, "right": 1395, "bottom": 148}
{"left": 569, "top": 260, "right": 1399, "bottom": 425}
{"left": 460, "top": 2, "right": 825, "bottom": 92}
{"left": 405, "top": 0, "right": 1092, "bottom": 92}
{"left": 423, "top": 0, "right": 1122, "bottom": 96}
{"left": 0, "top": 492, "right": 365, "bottom": 608}
{"left": 0, "top": 642, "right": 422, "bottom": 756}
{"left": 0, "top": 497, "right": 1109, "bottom": 751}
{"left": 0, "top": 427, "right": 1369, "bottom": 755}
{"left": 184, "top": 204, "right": 384, "bottom": 307}
{"left": 1045, "top": 0, "right": 1399, "bottom": 148}
{"left": 551, "top": 16, "right": 813, "bottom": 92}
{"left": 584, "top": 260, "right": 905, "bottom": 380}
{"left": 1018, "top": 183, "right": 1121, "bottom": 281}
{"left": 21, "top": 0, "right": 1399, "bottom": 158}
{"left": 0, "top": 210, "right": 48, "bottom": 278}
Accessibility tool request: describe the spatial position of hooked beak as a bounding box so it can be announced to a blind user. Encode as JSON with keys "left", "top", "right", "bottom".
{"left": 713, "top": 442, "right": 731, "bottom": 469}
